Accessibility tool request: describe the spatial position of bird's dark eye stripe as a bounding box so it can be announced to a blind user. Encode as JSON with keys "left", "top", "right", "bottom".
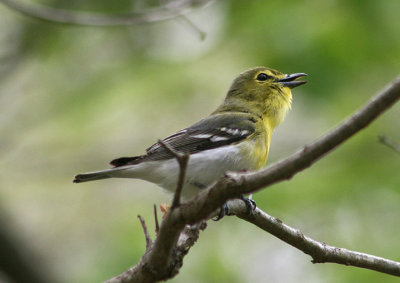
{"left": 256, "top": 73, "right": 271, "bottom": 81}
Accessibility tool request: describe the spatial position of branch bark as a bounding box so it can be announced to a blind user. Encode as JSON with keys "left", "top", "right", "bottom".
{"left": 107, "top": 221, "right": 206, "bottom": 283}
{"left": 107, "top": 76, "right": 400, "bottom": 282}
{"left": 228, "top": 199, "right": 400, "bottom": 276}
{"left": 0, "top": 0, "right": 210, "bottom": 26}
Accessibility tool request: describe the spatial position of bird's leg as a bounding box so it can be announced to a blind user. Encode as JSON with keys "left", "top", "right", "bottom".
{"left": 240, "top": 195, "right": 256, "bottom": 216}
{"left": 213, "top": 203, "right": 230, "bottom": 221}
{"left": 213, "top": 170, "right": 256, "bottom": 221}
{"left": 234, "top": 169, "right": 256, "bottom": 215}
{"left": 213, "top": 171, "right": 236, "bottom": 221}
{"left": 213, "top": 196, "right": 256, "bottom": 221}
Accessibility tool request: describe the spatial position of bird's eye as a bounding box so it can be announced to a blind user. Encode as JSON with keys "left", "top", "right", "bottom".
{"left": 256, "top": 73, "right": 270, "bottom": 81}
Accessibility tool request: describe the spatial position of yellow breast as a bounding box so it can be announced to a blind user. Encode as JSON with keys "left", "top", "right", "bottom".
{"left": 240, "top": 123, "right": 271, "bottom": 170}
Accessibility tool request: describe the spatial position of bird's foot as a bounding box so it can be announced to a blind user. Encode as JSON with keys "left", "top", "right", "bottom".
{"left": 213, "top": 196, "right": 256, "bottom": 221}
{"left": 240, "top": 196, "right": 256, "bottom": 216}
{"left": 213, "top": 203, "right": 230, "bottom": 221}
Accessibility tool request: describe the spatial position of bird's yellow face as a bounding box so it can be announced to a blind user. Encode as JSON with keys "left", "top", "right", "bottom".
{"left": 223, "top": 67, "right": 307, "bottom": 128}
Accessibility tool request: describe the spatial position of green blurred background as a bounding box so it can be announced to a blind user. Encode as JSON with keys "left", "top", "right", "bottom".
{"left": 0, "top": 0, "right": 399, "bottom": 282}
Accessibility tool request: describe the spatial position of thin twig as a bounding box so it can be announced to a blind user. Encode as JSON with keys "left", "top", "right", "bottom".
{"left": 154, "top": 204, "right": 160, "bottom": 234}
{"left": 378, "top": 135, "right": 400, "bottom": 154}
{"left": 157, "top": 139, "right": 189, "bottom": 209}
{"left": 137, "top": 215, "right": 152, "bottom": 250}
{"left": 176, "top": 16, "right": 206, "bottom": 40}
{"left": 226, "top": 199, "right": 400, "bottom": 276}
{"left": 0, "top": 0, "right": 211, "bottom": 26}
{"left": 160, "top": 0, "right": 207, "bottom": 40}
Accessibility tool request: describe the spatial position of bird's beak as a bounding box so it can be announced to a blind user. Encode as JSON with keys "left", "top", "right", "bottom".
{"left": 277, "top": 73, "right": 307, "bottom": 89}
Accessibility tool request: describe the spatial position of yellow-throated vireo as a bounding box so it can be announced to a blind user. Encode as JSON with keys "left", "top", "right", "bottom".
{"left": 74, "top": 67, "right": 307, "bottom": 203}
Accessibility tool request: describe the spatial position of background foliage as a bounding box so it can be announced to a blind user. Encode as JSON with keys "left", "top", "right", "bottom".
{"left": 0, "top": 0, "right": 399, "bottom": 282}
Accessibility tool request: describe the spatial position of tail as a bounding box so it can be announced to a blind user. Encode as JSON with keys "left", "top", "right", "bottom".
{"left": 73, "top": 168, "right": 125, "bottom": 183}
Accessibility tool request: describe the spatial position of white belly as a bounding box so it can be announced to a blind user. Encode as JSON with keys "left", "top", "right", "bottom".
{"left": 114, "top": 144, "right": 257, "bottom": 199}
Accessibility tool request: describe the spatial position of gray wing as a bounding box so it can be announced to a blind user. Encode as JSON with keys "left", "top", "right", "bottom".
{"left": 110, "top": 113, "right": 257, "bottom": 167}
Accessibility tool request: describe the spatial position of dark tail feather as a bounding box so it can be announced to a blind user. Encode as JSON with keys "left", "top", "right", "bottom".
{"left": 110, "top": 156, "right": 142, "bottom": 167}
{"left": 73, "top": 172, "right": 111, "bottom": 183}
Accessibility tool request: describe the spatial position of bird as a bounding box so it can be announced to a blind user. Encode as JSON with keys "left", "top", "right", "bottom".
{"left": 73, "top": 67, "right": 307, "bottom": 210}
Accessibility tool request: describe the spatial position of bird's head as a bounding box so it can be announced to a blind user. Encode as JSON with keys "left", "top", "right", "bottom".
{"left": 220, "top": 67, "right": 307, "bottom": 127}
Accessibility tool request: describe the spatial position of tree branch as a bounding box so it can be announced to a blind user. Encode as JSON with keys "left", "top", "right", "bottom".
{"left": 106, "top": 221, "right": 206, "bottom": 283}
{"left": 107, "top": 76, "right": 400, "bottom": 282}
{"left": 227, "top": 199, "right": 400, "bottom": 276}
{"left": 0, "top": 0, "right": 211, "bottom": 26}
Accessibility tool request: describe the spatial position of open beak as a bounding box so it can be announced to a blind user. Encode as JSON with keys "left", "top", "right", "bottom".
{"left": 277, "top": 73, "right": 307, "bottom": 89}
